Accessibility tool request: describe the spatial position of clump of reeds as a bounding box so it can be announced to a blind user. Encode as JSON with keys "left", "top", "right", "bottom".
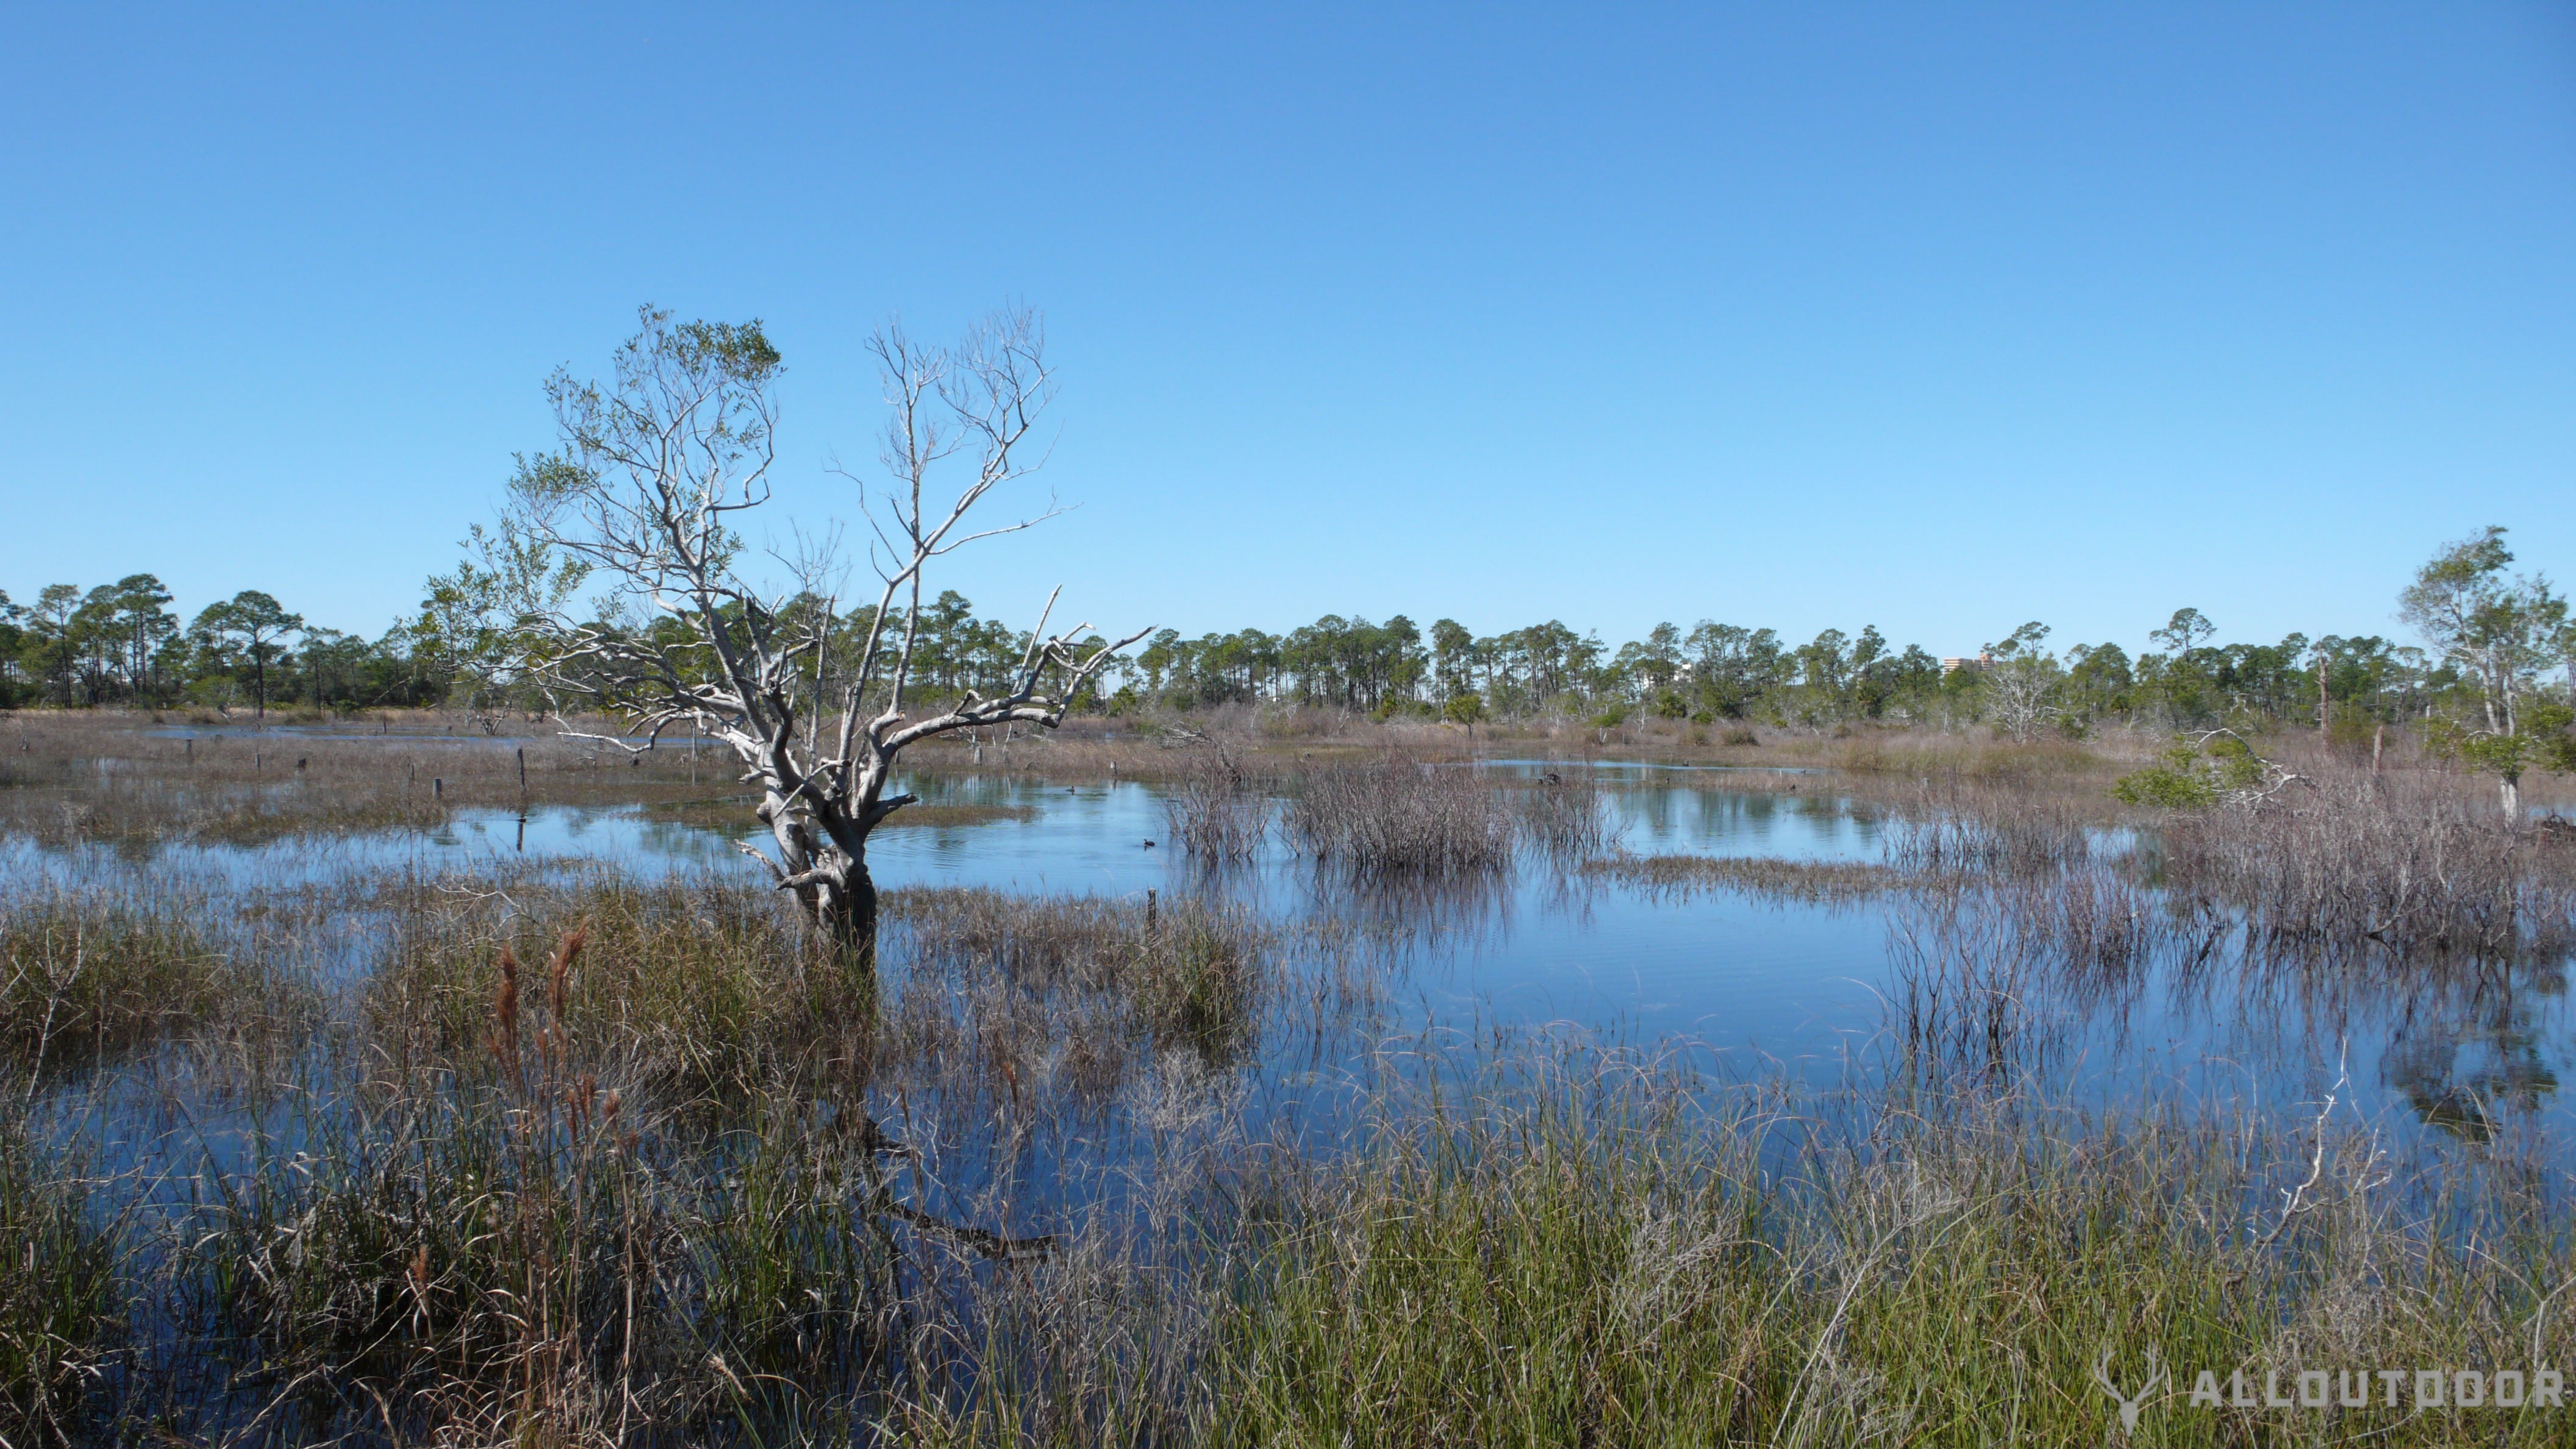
{"left": 366, "top": 869, "right": 865, "bottom": 1097}
{"left": 884, "top": 887, "right": 1277, "bottom": 1086}
{"left": 1883, "top": 884, "right": 2059, "bottom": 1086}
{"left": 0, "top": 890, "right": 249, "bottom": 1059}
{"left": 2160, "top": 766, "right": 2572, "bottom": 960}
{"left": 1514, "top": 765, "right": 1617, "bottom": 860}
{"left": 1881, "top": 778, "right": 2098, "bottom": 878}
{"left": 0, "top": 1114, "right": 120, "bottom": 1443}
{"left": 1164, "top": 748, "right": 1272, "bottom": 862}
{"left": 190, "top": 1034, "right": 903, "bottom": 1441}
{"left": 1581, "top": 853, "right": 1912, "bottom": 903}
{"left": 1286, "top": 754, "right": 1514, "bottom": 876}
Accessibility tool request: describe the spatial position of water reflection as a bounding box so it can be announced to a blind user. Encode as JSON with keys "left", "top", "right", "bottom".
{"left": 5, "top": 770, "right": 2571, "bottom": 1160}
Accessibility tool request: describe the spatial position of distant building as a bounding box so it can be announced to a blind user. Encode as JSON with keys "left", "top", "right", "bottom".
{"left": 1939, "top": 653, "right": 1994, "bottom": 676}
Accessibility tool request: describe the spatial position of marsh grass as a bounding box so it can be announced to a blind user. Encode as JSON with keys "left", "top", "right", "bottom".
{"left": 1163, "top": 750, "right": 1272, "bottom": 863}
{"left": 0, "top": 1112, "right": 120, "bottom": 1444}
{"left": 365, "top": 870, "right": 869, "bottom": 1100}
{"left": 0, "top": 889, "right": 268, "bottom": 1059}
{"left": 184, "top": 1035, "right": 909, "bottom": 1443}
{"left": 0, "top": 710, "right": 735, "bottom": 848}
{"left": 148, "top": 877, "right": 1311, "bottom": 1445}
{"left": 10, "top": 720, "right": 2576, "bottom": 1444}
{"left": 884, "top": 887, "right": 1288, "bottom": 1092}
{"left": 1580, "top": 853, "right": 1914, "bottom": 903}
{"left": 1881, "top": 783, "right": 2099, "bottom": 877}
{"left": 1201, "top": 1045, "right": 2576, "bottom": 1448}
{"left": 1514, "top": 765, "right": 1617, "bottom": 860}
{"left": 1287, "top": 754, "right": 1514, "bottom": 877}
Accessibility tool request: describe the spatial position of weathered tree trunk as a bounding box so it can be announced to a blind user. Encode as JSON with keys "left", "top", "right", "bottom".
{"left": 790, "top": 859, "right": 879, "bottom": 964}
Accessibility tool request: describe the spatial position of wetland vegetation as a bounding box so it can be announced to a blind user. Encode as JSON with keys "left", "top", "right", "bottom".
{"left": 2, "top": 313, "right": 2573, "bottom": 1444}
{"left": 1, "top": 701, "right": 2572, "bottom": 1445}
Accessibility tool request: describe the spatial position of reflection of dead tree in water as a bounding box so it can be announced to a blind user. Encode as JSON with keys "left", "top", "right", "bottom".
{"left": 488, "top": 307, "right": 1143, "bottom": 961}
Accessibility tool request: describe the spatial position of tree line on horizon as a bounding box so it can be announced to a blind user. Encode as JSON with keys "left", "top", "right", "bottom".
{"left": 2, "top": 529, "right": 2569, "bottom": 748}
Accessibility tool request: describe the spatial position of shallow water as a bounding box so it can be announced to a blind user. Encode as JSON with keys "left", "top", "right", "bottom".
{"left": 12, "top": 765, "right": 2569, "bottom": 1161}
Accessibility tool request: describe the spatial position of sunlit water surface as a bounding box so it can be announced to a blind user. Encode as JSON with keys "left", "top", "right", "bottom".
{"left": 9, "top": 761, "right": 2567, "bottom": 1166}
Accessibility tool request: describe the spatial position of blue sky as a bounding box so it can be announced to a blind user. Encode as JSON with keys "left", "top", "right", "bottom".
{"left": 2, "top": 4, "right": 2569, "bottom": 659}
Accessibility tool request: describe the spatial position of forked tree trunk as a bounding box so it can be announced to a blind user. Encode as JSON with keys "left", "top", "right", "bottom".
{"left": 797, "top": 864, "right": 881, "bottom": 966}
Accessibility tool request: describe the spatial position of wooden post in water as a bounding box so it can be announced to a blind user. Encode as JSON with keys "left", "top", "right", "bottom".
{"left": 517, "top": 747, "right": 527, "bottom": 796}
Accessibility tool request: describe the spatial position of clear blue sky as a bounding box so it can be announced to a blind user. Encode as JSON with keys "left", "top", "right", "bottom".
{"left": 3, "top": 4, "right": 2569, "bottom": 659}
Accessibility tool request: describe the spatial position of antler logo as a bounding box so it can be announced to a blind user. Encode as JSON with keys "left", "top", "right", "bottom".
{"left": 2092, "top": 1345, "right": 2168, "bottom": 1435}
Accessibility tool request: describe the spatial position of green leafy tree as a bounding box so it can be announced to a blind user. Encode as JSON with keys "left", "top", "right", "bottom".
{"left": 2400, "top": 527, "right": 2568, "bottom": 814}
{"left": 22, "top": 585, "right": 82, "bottom": 708}
{"left": 0, "top": 591, "right": 22, "bottom": 706}
{"left": 191, "top": 590, "right": 304, "bottom": 718}
{"left": 2113, "top": 731, "right": 2275, "bottom": 809}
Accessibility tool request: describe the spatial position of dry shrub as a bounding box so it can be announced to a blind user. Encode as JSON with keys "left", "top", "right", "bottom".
{"left": 1164, "top": 749, "right": 1271, "bottom": 862}
{"left": 2159, "top": 767, "right": 2574, "bottom": 959}
{"left": 1287, "top": 754, "right": 1514, "bottom": 876}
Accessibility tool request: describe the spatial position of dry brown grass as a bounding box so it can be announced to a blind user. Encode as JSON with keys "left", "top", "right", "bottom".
{"left": 1580, "top": 854, "right": 1914, "bottom": 902}
{"left": 1286, "top": 754, "right": 1515, "bottom": 876}
{"left": 0, "top": 709, "right": 742, "bottom": 847}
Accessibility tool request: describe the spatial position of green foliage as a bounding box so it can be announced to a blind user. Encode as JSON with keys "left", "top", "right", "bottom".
{"left": 2427, "top": 700, "right": 2576, "bottom": 789}
{"left": 1209, "top": 1065, "right": 2566, "bottom": 1449}
{"left": 0, "top": 1121, "right": 118, "bottom": 1440}
{"left": 2112, "top": 735, "right": 2264, "bottom": 809}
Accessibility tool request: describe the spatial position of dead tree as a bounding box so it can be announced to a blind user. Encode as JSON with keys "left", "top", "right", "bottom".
{"left": 497, "top": 306, "right": 1143, "bottom": 956}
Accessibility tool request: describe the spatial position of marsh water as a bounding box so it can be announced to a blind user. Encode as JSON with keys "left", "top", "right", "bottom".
{"left": 15, "top": 759, "right": 2571, "bottom": 1166}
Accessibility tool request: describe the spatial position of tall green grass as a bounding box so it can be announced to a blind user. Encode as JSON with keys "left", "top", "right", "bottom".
{"left": 1198, "top": 1053, "right": 2576, "bottom": 1448}
{"left": 0, "top": 1113, "right": 120, "bottom": 1444}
